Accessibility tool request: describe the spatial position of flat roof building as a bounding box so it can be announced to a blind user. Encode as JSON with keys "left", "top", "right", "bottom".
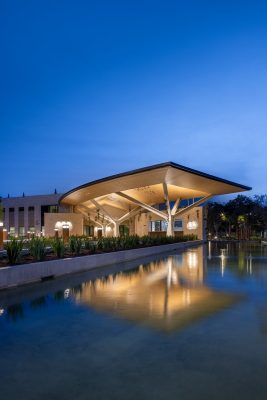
{"left": 1, "top": 193, "right": 68, "bottom": 237}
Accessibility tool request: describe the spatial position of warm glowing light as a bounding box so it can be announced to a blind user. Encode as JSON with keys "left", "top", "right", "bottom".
{"left": 0, "top": 222, "right": 3, "bottom": 227}
{"left": 187, "top": 251, "right": 198, "bottom": 268}
{"left": 220, "top": 249, "right": 226, "bottom": 276}
{"left": 186, "top": 220, "right": 198, "bottom": 230}
{"left": 55, "top": 221, "right": 73, "bottom": 231}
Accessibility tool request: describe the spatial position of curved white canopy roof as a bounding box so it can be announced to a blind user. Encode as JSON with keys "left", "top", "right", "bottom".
{"left": 60, "top": 162, "right": 251, "bottom": 223}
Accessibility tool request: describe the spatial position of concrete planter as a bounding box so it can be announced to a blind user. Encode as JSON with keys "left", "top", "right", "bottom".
{"left": 0, "top": 240, "right": 203, "bottom": 290}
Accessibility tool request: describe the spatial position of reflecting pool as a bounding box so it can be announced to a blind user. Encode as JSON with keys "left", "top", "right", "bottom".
{"left": 1, "top": 242, "right": 267, "bottom": 399}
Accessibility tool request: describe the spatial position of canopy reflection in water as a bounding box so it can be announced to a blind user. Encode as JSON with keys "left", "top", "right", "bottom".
{"left": 73, "top": 247, "right": 240, "bottom": 332}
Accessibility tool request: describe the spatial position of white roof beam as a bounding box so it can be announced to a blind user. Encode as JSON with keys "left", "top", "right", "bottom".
{"left": 174, "top": 195, "right": 213, "bottom": 217}
{"left": 76, "top": 206, "right": 106, "bottom": 227}
{"left": 116, "top": 191, "right": 168, "bottom": 220}
{"left": 162, "top": 183, "right": 171, "bottom": 219}
{"left": 90, "top": 199, "right": 117, "bottom": 224}
{"left": 77, "top": 204, "right": 110, "bottom": 223}
{"left": 171, "top": 198, "right": 181, "bottom": 216}
{"left": 118, "top": 206, "right": 142, "bottom": 223}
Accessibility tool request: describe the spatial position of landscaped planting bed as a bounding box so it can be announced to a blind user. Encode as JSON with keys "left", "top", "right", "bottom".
{"left": 0, "top": 234, "right": 198, "bottom": 267}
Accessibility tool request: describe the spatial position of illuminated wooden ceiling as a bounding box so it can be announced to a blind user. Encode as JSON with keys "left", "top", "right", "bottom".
{"left": 60, "top": 162, "right": 251, "bottom": 218}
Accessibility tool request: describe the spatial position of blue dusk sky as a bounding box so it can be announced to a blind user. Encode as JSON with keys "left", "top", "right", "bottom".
{"left": 1, "top": 0, "right": 267, "bottom": 197}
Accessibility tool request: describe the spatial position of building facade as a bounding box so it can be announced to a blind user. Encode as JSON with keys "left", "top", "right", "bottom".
{"left": 1, "top": 193, "right": 69, "bottom": 236}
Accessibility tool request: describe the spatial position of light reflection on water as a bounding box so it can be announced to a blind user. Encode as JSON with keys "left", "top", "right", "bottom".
{"left": 0, "top": 246, "right": 240, "bottom": 332}
{"left": 1, "top": 242, "right": 267, "bottom": 400}
{"left": 73, "top": 247, "right": 239, "bottom": 332}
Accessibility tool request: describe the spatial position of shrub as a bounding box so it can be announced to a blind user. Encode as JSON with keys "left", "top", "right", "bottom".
{"left": 69, "top": 236, "right": 83, "bottom": 255}
{"left": 83, "top": 237, "right": 97, "bottom": 253}
{"left": 29, "top": 237, "right": 47, "bottom": 261}
{"left": 83, "top": 237, "right": 91, "bottom": 250}
{"left": 95, "top": 234, "right": 197, "bottom": 252}
{"left": 4, "top": 239, "right": 24, "bottom": 265}
{"left": 250, "top": 235, "right": 262, "bottom": 241}
{"left": 50, "top": 238, "right": 65, "bottom": 258}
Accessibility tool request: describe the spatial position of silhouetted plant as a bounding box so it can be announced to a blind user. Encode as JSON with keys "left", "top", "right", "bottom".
{"left": 50, "top": 238, "right": 65, "bottom": 258}
{"left": 30, "top": 296, "right": 46, "bottom": 308}
{"left": 95, "top": 234, "right": 196, "bottom": 252}
{"left": 29, "top": 237, "right": 47, "bottom": 261}
{"left": 6, "top": 303, "right": 24, "bottom": 321}
{"left": 4, "top": 238, "right": 24, "bottom": 265}
{"left": 69, "top": 236, "right": 82, "bottom": 255}
{"left": 83, "top": 237, "right": 91, "bottom": 250}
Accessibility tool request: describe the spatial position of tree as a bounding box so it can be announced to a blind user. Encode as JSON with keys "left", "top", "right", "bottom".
{"left": 206, "top": 202, "right": 224, "bottom": 237}
{"left": 207, "top": 194, "right": 267, "bottom": 239}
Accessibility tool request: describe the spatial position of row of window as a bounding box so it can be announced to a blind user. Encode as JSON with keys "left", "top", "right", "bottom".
{"left": 5, "top": 205, "right": 58, "bottom": 213}
{"left": 149, "top": 219, "right": 183, "bottom": 232}
{"left": 157, "top": 198, "right": 202, "bottom": 211}
{"left": 9, "top": 227, "right": 36, "bottom": 234}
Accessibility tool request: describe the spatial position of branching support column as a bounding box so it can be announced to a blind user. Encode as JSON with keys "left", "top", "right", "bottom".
{"left": 114, "top": 221, "right": 120, "bottom": 237}
{"left": 163, "top": 183, "right": 174, "bottom": 237}
{"left": 166, "top": 215, "right": 174, "bottom": 236}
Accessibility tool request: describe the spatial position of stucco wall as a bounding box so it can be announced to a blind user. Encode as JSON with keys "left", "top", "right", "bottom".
{"left": 44, "top": 212, "right": 83, "bottom": 237}
{"left": 133, "top": 206, "right": 205, "bottom": 239}
{"left": 182, "top": 206, "right": 204, "bottom": 239}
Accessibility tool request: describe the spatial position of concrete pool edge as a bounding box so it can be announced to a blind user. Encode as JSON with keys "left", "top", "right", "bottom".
{"left": 0, "top": 240, "right": 203, "bottom": 290}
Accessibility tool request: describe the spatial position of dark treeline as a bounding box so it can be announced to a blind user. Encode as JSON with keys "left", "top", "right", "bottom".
{"left": 207, "top": 195, "right": 267, "bottom": 240}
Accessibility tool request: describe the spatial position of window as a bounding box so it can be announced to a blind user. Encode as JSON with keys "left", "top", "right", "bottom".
{"left": 19, "top": 227, "right": 25, "bottom": 236}
{"left": 9, "top": 227, "right": 15, "bottom": 235}
{"left": 48, "top": 205, "right": 58, "bottom": 213}
{"left": 84, "top": 225, "right": 94, "bottom": 236}
{"left": 179, "top": 198, "right": 202, "bottom": 208}
{"left": 149, "top": 219, "right": 183, "bottom": 232}
{"left": 119, "top": 225, "right": 129, "bottom": 236}
{"left": 9, "top": 208, "right": 14, "bottom": 213}
{"left": 158, "top": 203, "right": 166, "bottom": 211}
{"left": 28, "top": 206, "right": 34, "bottom": 211}
{"left": 19, "top": 207, "right": 24, "bottom": 212}
{"left": 161, "top": 221, "right": 168, "bottom": 231}
{"left": 174, "top": 219, "right": 183, "bottom": 231}
{"left": 149, "top": 220, "right": 167, "bottom": 232}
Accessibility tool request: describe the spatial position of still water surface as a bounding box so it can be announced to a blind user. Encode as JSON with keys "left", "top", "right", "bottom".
{"left": 1, "top": 242, "right": 267, "bottom": 399}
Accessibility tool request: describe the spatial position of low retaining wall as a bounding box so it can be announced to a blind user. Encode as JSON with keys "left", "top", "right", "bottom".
{"left": 0, "top": 240, "right": 203, "bottom": 290}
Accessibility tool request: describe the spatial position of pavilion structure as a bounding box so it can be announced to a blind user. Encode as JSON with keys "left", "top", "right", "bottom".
{"left": 59, "top": 162, "right": 251, "bottom": 239}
